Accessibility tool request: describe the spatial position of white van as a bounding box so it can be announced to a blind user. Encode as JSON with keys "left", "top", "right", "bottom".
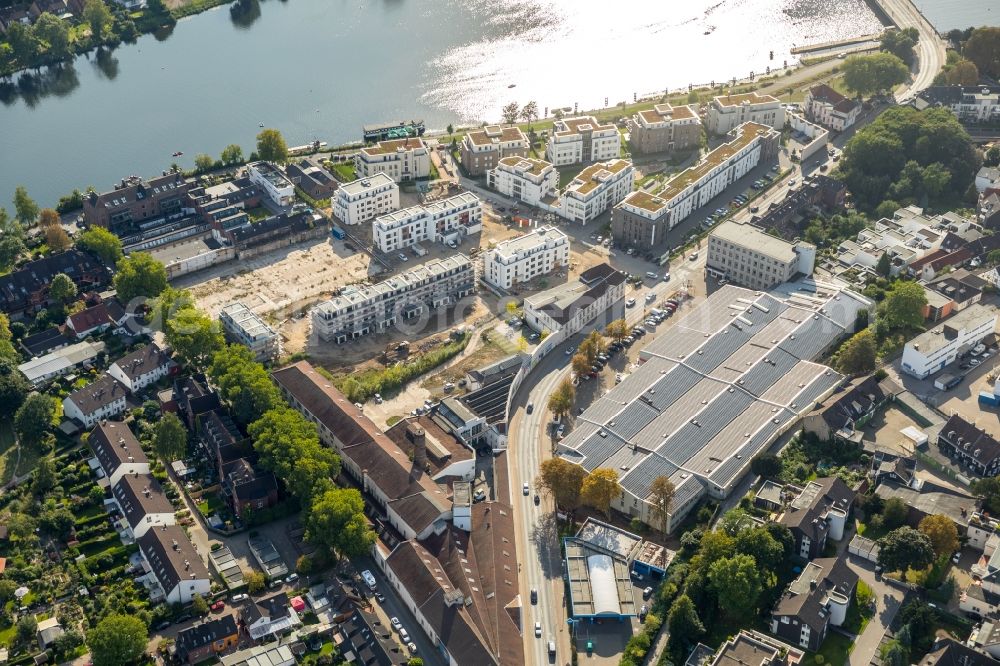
{"left": 361, "top": 570, "right": 377, "bottom": 590}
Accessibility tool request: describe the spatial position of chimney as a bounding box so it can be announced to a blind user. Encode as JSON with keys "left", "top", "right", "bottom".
{"left": 410, "top": 425, "right": 427, "bottom": 466}
{"left": 172, "top": 539, "right": 179, "bottom": 550}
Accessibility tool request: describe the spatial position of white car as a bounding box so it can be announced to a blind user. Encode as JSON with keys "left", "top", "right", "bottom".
{"left": 626, "top": 298, "right": 636, "bottom": 308}
{"left": 391, "top": 617, "right": 402, "bottom": 631}
{"left": 399, "top": 628, "right": 410, "bottom": 642}
{"left": 535, "top": 621, "right": 542, "bottom": 637}
{"left": 523, "top": 482, "right": 530, "bottom": 496}
{"left": 398, "top": 253, "right": 408, "bottom": 262}
{"left": 407, "top": 642, "right": 418, "bottom": 654}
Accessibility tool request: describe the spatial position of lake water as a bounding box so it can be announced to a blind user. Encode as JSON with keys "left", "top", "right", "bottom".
{"left": 0, "top": 0, "right": 944, "bottom": 206}
{"left": 911, "top": 0, "right": 995, "bottom": 30}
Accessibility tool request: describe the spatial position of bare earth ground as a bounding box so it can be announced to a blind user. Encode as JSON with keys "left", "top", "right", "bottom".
{"left": 176, "top": 237, "right": 377, "bottom": 318}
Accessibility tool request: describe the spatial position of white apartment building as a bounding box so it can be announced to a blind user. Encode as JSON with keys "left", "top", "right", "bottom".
{"left": 459, "top": 125, "right": 529, "bottom": 176}
{"left": 63, "top": 374, "right": 128, "bottom": 428}
{"left": 706, "top": 92, "right": 785, "bottom": 135}
{"left": 107, "top": 343, "right": 172, "bottom": 393}
{"left": 483, "top": 226, "right": 569, "bottom": 290}
{"left": 920, "top": 85, "right": 1000, "bottom": 124}
{"left": 487, "top": 156, "right": 559, "bottom": 207}
{"left": 557, "top": 159, "right": 635, "bottom": 224}
{"left": 312, "top": 255, "right": 474, "bottom": 343}
{"left": 803, "top": 84, "right": 861, "bottom": 132}
{"left": 138, "top": 525, "right": 211, "bottom": 605}
{"left": 219, "top": 301, "right": 280, "bottom": 363}
{"left": 354, "top": 138, "right": 431, "bottom": 183}
{"left": 637, "top": 122, "right": 779, "bottom": 230}
{"left": 523, "top": 263, "right": 626, "bottom": 336}
{"left": 707, "top": 220, "right": 816, "bottom": 290}
{"left": 373, "top": 192, "right": 482, "bottom": 253}
{"left": 246, "top": 162, "right": 295, "bottom": 207}
{"left": 901, "top": 304, "right": 998, "bottom": 379}
{"left": 333, "top": 174, "right": 399, "bottom": 226}
{"left": 545, "top": 116, "right": 621, "bottom": 166}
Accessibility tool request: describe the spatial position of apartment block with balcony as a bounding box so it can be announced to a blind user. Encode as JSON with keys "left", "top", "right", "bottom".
{"left": 919, "top": 85, "right": 1000, "bottom": 124}
{"left": 611, "top": 191, "right": 672, "bottom": 250}
{"left": 332, "top": 174, "right": 399, "bottom": 226}
{"left": 354, "top": 138, "right": 431, "bottom": 183}
{"left": 219, "top": 301, "right": 280, "bottom": 363}
{"left": 482, "top": 226, "right": 569, "bottom": 290}
{"left": 312, "top": 254, "right": 474, "bottom": 343}
{"left": 487, "top": 156, "right": 558, "bottom": 207}
{"left": 460, "top": 125, "right": 529, "bottom": 176}
{"left": 556, "top": 159, "right": 635, "bottom": 225}
{"left": 545, "top": 116, "right": 620, "bottom": 166}
{"left": 706, "top": 92, "right": 785, "bottom": 135}
{"left": 373, "top": 192, "right": 482, "bottom": 253}
{"left": 626, "top": 103, "right": 702, "bottom": 155}
{"left": 246, "top": 161, "right": 295, "bottom": 207}
{"left": 707, "top": 220, "right": 816, "bottom": 290}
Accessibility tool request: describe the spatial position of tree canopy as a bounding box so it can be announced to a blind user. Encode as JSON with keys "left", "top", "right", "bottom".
{"left": 880, "top": 27, "right": 919, "bottom": 65}
{"left": 877, "top": 526, "right": 935, "bottom": 574}
{"left": 918, "top": 514, "right": 958, "bottom": 559}
{"left": 248, "top": 406, "right": 341, "bottom": 503}
{"left": 209, "top": 344, "right": 282, "bottom": 426}
{"left": 256, "top": 129, "right": 288, "bottom": 163}
{"left": 648, "top": 475, "right": 675, "bottom": 537}
{"left": 113, "top": 252, "right": 168, "bottom": 302}
{"left": 877, "top": 281, "right": 927, "bottom": 334}
{"left": 305, "top": 487, "right": 375, "bottom": 558}
{"left": 963, "top": 27, "right": 1000, "bottom": 79}
{"left": 152, "top": 412, "right": 187, "bottom": 462}
{"left": 15, "top": 393, "right": 56, "bottom": 451}
{"left": 86, "top": 613, "right": 147, "bottom": 666}
{"left": 842, "top": 53, "right": 909, "bottom": 97}
{"left": 82, "top": 0, "right": 112, "bottom": 41}
{"left": 834, "top": 328, "right": 877, "bottom": 376}
{"left": 535, "top": 457, "right": 586, "bottom": 509}
{"left": 750, "top": 453, "right": 782, "bottom": 479}
{"left": 164, "top": 307, "right": 224, "bottom": 368}
{"left": 49, "top": 273, "right": 77, "bottom": 304}
{"left": 709, "top": 554, "right": 763, "bottom": 618}
{"left": 12, "top": 186, "right": 38, "bottom": 227}
{"left": 837, "top": 106, "right": 979, "bottom": 212}
{"left": 221, "top": 144, "right": 244, "bottom": 165}
{"left": 972, "top": 476, "right": 1000, "bottom": 514}
{"left": 547, "top": 379, "right": 575, "bottom": 419}
{"left": 76, "top": 227, "right": 124, "bottom": 267}
{"left": 580, "top": 467, "right": 621, "bottom": 518}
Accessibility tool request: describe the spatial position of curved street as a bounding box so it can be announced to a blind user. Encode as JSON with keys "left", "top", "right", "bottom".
{"left": 879, "top": 0, "right": 947, "bottom": 99}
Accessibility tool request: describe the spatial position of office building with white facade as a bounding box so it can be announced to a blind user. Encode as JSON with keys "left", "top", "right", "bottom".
{"left": 332, "top": 174, "right": 399, "bottom": 226}
{"left": 901, "top": 304, "right": 997, "bottom": 379}
{"left": 706, "top": 92, "right": 784, "bottom": 135}
{"left": 483, "top": 226, "right": 569, "bottom": 290}
{"left": 545, "top": 116, "right": 620, "bottom": 166}
{"left": 460, "top": 126, "right": 529, "bottom": 177}
{"left": 373, "top": 192, "right": 482, "bottom": 253}
{"left": 487, "top": 156, "right": 558, "bottom": 207}
{"left": 354, "top": 138, "right": 431, "bottom": 183}
{"left": 246, "top": 162, "right": 295, "bottom": 207}
{"left": 556, "top": 159, "right": 635, "bottom": 225}
{"left": 219, "top": 301, "right": 280, "bottom": 363}
{"left": 312, "top": 255, "right": 475, "bottom": 343}
{"left": 523, "top": 263, "right": 626, "bottom": 336}
{"left": 707, "top": 220, "right": 816, "bottom": 290}
{"left": 616, "top": 122, "right": 779, "bottom": 233}
{"left": 627, "top": 104, "right": 703, "bottom": 155}
{"left": 803, "top": 84, "right": 861, "bottom": 132}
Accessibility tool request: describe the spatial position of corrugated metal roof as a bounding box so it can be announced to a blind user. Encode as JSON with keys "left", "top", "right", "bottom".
{"left": 737, "top": 348, "right": 800, "bottom": 396}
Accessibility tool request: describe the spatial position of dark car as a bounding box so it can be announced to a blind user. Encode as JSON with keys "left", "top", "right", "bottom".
{"left": 534, "top": 494, "right": 540, "bottom": 506}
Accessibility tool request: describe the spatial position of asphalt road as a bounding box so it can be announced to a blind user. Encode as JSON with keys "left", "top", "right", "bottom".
{"left": 879, "top": 0, "right": 947, "bottom": 100}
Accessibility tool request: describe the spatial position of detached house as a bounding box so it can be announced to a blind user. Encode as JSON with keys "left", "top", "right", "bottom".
{"left": 66, "top": 302, "right": 113, "bottom": 339}
{"left": 770, "top": 555, "right": 858, "bottom": 652}
{"left": 108, "top": 343, "right": 173, "bottom": 393}
{"left": 138, "top": 525, "right": 211, "bottom": 604}
{"left": 778, "top": 477, "right": 855, "bottom": 560}
{"left": 63, "top": 374, "right": 128, "bottom": 428}
{"left": 240, "top": 593, "right": 301, "bottom": 641}
{"left": 802, "top": 375, "right": 898, "bottom": 443}
{"left": 89, "top": 420, "right": 149, "bottom": 487}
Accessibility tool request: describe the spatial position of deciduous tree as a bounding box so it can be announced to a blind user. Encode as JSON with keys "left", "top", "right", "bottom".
{"left": 165, "top": 307, "right": 224, "bottom": 369}
{"left": 734, "top": 526, "right": 784, "bottom": 571}
{"left": 256, "top": 128, "right": 288, "bottom": 163}
{"left": 501, "top": 101, "right": 520, "bottom": 125}
{"left": 49, "top": 272, "right": 77, "bottom": 304}
{"left": 750, "top": 453, "right": 782, "bottom": 479}
{"left": 113, "top": 252, "right": 168, "bottom": 302}
{"left": 964, "top": 27, "right": 1000, "bottom": 79}
{"left": 82, "top": 0, "right": 112, "bottom": 41}
{"left": 220, "top": 144, "right": 244, "bottom": 165}
{"left": 86, "top": 613, "right": 147, "bottom": 666}
{"left": 666, "top": 594, "right": 704, "bottom": 653}
{"left": 12, "top": 186, "right": 38, "bottom": 227}
{"left": 45, "top": 223, "right": 72, "bottom": 252}
{"left": 305, "top": 487, "right": 375, "bottom": 558}
{"left": 0, "top": 359, "right": 30, "bottom": 419}
{"left": 33, "top": 12, "right": 70, "bottom": 57}
{"left": 843, "top": 53, "right": 909, "bottom": 97}
{"left": 209, "top": 344, "right": 282, "bottom": 426}
{"left": 881, "top": 496, "right": 909, "bottom": 530}
{"left": 605, "top": 318, "right": 629, "bottom": 342}
{"left": 580, "top": 467, "right": 621, "bottom": 518}
{"left": 194, "top": 154, "right": 214, "bottom": 173}
{"left": 709, "top": 554, "right": 763, "bottom": 618}
{"left": 571, "top": 353, "right": 591, "bottom": 377}
{"left": 547, "top": 379, "right": 575, "bottom": 419}
{"left": 15, "top": 393, "right": 56, "bottom": 451}
{"left": 972, "top": 476, "right": 1000, "bottom": 514}
{"left": 878, "top": 281, "right": 927, "bottom": 334}
{"left": 535, "top": 457, "right": 586, "bottom": 509}
{"left": 918, "top": 514, "right": 959, "bottom": 560}
{"left": 152, "top": 412, "right": 187, "bottom": 462}
{"left": 877, "top": 526, "right": 935, "bottom": 574}
{"left": 76, "top": 226, "right": 123, "bottom": 267}
{"left": 648, "top": 475, "right": 675, "bottom": 539}
{"left": 835, "top": 329, "right": 877, "bottom": 376}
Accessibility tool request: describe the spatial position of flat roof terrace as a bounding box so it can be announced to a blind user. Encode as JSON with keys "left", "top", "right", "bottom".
{"left": 497, "top": 156, "right": 552, "bottom": 177}
{"left": 712, "top": 91, "right": 780, "bottom": 108}
{"left": 565, "top": 159, "right": 631, "bottom": 197}
{"left": 658, "top": 122, "right": 772, "bottom": 202}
